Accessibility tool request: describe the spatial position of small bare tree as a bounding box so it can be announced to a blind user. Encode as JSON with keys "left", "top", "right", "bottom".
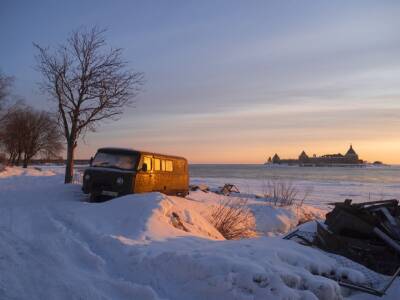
{"left": 34, "top": 27, "right": 144, "bottom": 183}
{"left": 0, "top": 70, "right": 13, "bottom": 108}
{"left": 0, "top": 71, "right": 14, "bottom": 121}
{"left": 0, "top": 105, "right": 24, "bottom": 164}
{"left": 21, "top": 110, "right": 64, "bottom": 167}
{"left": 0, "top": 71, "right": 13, "bottom": 165}
{"left": 0, "top": 153, "right": 5, "bottom": 167}
{"left": 0, "top": 105, "right": 64, "bottom": 167}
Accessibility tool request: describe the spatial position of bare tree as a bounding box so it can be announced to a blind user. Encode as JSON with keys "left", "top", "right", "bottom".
{"left": 0, "top": 105, "right": 24, "bottom": 164}
{"left": 0, "top": 70, "right": 14, "bottom": 118}
{"left": 21, "top": 110, "right": 64, "bottom": 167}
{"left": 34, "top": 27, "right": 144, "bottom": 183}
{"left": 0, "top": 70, "right": 13, "bottom": 105}
{"left": 0, "top": 71, "right": 13, "bottom": 165}
{"left": 0, "top": 152, "right": 5, "bottom": 167}
{"left": 0, "top": 105, "right": 64, "bottom": 167}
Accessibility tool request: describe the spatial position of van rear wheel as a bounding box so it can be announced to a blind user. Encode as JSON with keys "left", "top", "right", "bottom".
{"left": 176, "top": 191, "right": 189, "bottom": 198}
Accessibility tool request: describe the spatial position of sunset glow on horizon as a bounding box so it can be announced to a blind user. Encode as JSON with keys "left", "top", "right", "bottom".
{"left": 2, "top": 1, "right": 400, "bottom": 164}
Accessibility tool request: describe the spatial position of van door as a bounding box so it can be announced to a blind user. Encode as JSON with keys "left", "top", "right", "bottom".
{"left": 134, "top": 155, "right": 154, "bottom": 193}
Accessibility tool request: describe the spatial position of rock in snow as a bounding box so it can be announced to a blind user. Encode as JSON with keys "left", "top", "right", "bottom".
{"left": 0, "top": 166, "right": 399, "bottom": 300}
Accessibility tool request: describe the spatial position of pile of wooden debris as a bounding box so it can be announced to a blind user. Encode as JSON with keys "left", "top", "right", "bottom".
{"left": 285, "top": 199, "right": 400, "bottom": 296}
{"left": 315, "top": 199, "right": 400, "bottom": 276}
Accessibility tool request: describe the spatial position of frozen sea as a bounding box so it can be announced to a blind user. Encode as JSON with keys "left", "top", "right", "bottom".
{"left": 189, "top": 164, "right": 400, "bottom": 208}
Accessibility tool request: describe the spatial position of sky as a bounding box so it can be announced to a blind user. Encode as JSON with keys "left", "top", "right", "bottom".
{"left": 1, "top": 0, "right": 400, "bottom": 163}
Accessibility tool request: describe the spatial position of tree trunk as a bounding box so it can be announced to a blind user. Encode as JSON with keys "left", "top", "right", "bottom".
{"left": 64, "top": 140, "right": 76, "bottom": 183}
{"left": 22, "top": 153, "right": 29, "bottom": 168}
{"left": 16, "top": 151, "right": 22, "bottom": 166}
{"left": 9, "top": 153, "right": 15, "bottom": 165}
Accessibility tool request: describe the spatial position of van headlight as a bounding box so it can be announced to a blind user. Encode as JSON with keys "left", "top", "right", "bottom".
{"left": 116, "top": 177, "right": 124, "bottom": 185}
{"left": 84, "top": 174, "right": 90, "bottom": 181}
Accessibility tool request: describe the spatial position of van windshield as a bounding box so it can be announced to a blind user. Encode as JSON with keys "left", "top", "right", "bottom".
{"left": 92, "top": 151, "right": 137, "bottom": 170}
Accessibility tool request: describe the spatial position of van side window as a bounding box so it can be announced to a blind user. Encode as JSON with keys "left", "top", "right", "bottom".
{"left": 166, "top": 160, "right": 173, "bottom": 172}
{"left": 161, "top": 160, "right": 166, "bottom": 171}
{"left": 154, "top": 158, "right": 161, "bottom": 171}
{"left": 143, "top": 156, "right": 152, "bottom": 171}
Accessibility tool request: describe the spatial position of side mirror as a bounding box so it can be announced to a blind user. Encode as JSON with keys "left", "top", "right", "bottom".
{"left": 141, "top": 163, "right": 148, "bottom": 172}
{"left": 89, "top": 157, "right": 94, "bottom": 166}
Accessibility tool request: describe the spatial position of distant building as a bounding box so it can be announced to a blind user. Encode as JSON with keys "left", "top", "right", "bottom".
{"left": 267, "top": 145, "right": 364, "bottom": 166}
{"left": 299, "top": 151, "right": 308, "bottom": 161}
{"left": 272, "top": 153, "right": 280, "bottom": 164}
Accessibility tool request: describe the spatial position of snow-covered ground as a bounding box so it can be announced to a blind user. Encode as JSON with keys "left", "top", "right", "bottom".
{"left": 0, "top": 166, "right": 399, "bottom": 300}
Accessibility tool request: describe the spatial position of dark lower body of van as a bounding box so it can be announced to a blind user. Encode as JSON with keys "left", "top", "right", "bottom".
{"left": 82, "top": 167, "right": 189, "bottom": 202}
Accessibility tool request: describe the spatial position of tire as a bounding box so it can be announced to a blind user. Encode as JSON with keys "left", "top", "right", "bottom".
{"left": 89, "top": 193, "right": 99, "bottom": 203}
{"left": 176, "top": 191, "right": 189, "bottom": 198}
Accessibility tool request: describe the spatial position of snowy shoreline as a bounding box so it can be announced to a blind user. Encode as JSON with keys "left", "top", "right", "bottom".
{"left": 191, "top": 176, "right": 400, "bottom": 209}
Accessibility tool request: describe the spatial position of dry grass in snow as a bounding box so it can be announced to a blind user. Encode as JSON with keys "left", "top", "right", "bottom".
{"left": 208, "top": 198, "right": 257, "bottom": 240}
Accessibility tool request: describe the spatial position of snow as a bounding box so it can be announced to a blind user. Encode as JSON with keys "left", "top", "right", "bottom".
{"left": 0, "top": 165, "right": 56, "bottom": 178}
{"left": 188, "top": 189, "right": 326, "bottom": 236}
{"left": 0, "top": 166, "right": 399, "bottom": 299}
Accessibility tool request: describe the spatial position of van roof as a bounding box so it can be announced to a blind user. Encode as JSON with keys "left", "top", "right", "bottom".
{"left": 97, "top": 147, "right": 188, "bottom": 161}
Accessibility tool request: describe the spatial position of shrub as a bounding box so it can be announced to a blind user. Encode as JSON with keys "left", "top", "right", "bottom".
{"left": 263, "top": 179, "right": 313, "bottom": 207}
{"left": 208, "top": 198, "right": 256, "bottom": 240}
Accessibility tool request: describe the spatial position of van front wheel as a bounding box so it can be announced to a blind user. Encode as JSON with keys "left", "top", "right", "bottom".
{"left": 89, "top": 193, "right": 100, "bottom": 203}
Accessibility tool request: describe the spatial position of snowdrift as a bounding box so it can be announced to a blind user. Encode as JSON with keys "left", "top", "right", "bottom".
{"left": 188, "top": 189, "right": 326, "bottom": 235}
{"left": 0, "top": 167, "right": 398, "bottom": 299}
{"left": 0, "top": 166, "right": 56, "bottom": 178}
